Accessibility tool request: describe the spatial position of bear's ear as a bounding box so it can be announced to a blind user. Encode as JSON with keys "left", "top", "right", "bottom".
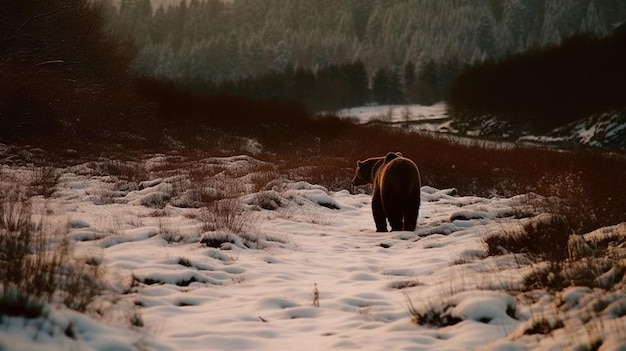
{"left": 384, "top": 152, "right": 400, "bottom": 163}
{"left": 357, "top": 161, "right": 364, "bottom": 168}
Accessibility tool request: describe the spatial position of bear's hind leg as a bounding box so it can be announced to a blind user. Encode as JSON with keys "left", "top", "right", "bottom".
{"left": 403, "top": 203, "right": 419, "bottom": 231}
{"left": 385, "top": 202, "right": 404, "bottom": 231}
{"left": 372, "top": 193, "right": 388, "bottom": 232}
{"left": 388, "top": 215, "right": 404, "bottom": 231}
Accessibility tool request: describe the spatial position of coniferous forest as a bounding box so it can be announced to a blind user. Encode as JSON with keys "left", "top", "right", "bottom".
{"left": 103, "top": 0, "right": 626, "bottom": 110}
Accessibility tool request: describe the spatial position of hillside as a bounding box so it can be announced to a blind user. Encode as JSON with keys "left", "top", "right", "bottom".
{"left": 105, "top": 0, "right": 626, "bottom": 106}
{"left": 447, "top": 27, "right": 626, "bottom": 148}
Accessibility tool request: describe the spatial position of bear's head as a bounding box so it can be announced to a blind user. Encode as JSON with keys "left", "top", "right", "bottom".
{"left": 352, "top": 152, "right": 403, "bottom": 187}
{"left": 352, "top": 158, "right": 377, "bottom": 186}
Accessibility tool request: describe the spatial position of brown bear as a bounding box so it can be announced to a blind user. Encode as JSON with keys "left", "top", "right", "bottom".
{"left": 352, "top": 152, "right": 421, "bottom": 232}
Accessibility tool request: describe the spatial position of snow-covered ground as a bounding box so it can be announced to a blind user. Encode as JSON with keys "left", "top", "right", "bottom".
{"left": 335, "top": 103, "right": 453, "bottom": 133}
{"left": 1, "top": 153, "right": 626, "bottom": 350}
{"left": 519, "top": 110, "right": 626, "bottom": 150}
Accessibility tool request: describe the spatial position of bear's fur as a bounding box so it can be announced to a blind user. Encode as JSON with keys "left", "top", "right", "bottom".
{"left": 352, "top": 152, "right": 421, "bottom": 232}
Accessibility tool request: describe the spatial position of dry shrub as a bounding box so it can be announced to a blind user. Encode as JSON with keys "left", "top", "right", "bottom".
{"left": 535, "top": 172, "right": 596, "bottom": 234}
{"left": 91, "top": 185, "right": 118, "bottom": 205}
{"left": 30, "top": 165, "right": 61, "bottom": 198}
{"left": 158, "top": 218, "right": 183, "bottom": 244}
{"left": 140, "top": 191, "right": 171, "bottom": 209}
{"left": 486, "top": 214, "right": 571, "bottom": 262}
{"left": 188, "top": 165, "right": 221, "bottom": 183}
{"left": 199, "top": 198, "right": 252, "bottom": 235}
{"left": 249, "top": 170, "right": 281, "bottom": 193}
{"left": 0, "top": 186, "right": 105, "bottom": 318}
{"left": 99, "top": 159, "right": 148, "bottom": 184}
{"left": 405, "top": 294, "right": 462, "bottom": 328}
{"left": 301, "top": 207, "right": 338, "bottom": 226}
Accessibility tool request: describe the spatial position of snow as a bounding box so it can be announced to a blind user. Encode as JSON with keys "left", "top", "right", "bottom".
{"left": 337, "top": 104, "right": 626, "bottom": 151}
{"left": 517, "top": 110, "right": 626, "bottom": 150}
{"left": 335, "top": 103, "right": 454, "bottom": 133}
{"left": 1, "top": 154, "right": 626, "bottom": 351}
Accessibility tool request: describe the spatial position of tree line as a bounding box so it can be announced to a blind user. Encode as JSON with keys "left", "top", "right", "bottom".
{"left": 184, "top": 58, "right": 462, "bottom": 111}
{"left": 102, "top": 0, "right": 625, "bottom": 110}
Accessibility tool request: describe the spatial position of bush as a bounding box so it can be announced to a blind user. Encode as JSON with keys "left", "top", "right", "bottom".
{"left": 1, "top": 0, "right": 135, "bottom": 81}
{"left": 485, "top": 214, "right": 571, "bottom": 262}
{"left": 0, "top": 0, "right": 161, "bottom": 146}
{"left": 405, "top": 295, "right": 462, "bottom": 327}
{"left": 199, "top": 198, "right": 253, "bottom": 235}
{"left": 0, "top": 185, "right": 104, "bottom": 318}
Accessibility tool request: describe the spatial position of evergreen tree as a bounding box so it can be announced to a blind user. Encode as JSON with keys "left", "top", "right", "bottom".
{"left": 372, "top": 67, "right": 389, "bottom": 104}
{"left": 415, "top": 60, "right": 438, "bottom": 106}
{"left": 351, "top": 0, "right": 375, "bottom": 41}
{"left": 345, "top": 60, "right": 370, "bottom": 106}
{"left": 403, "top": 60, "right": 418, "bottom": 103}
{"left": 387, "top": 67, "right": 404, "bottom": 104}
{"left": 289, "top": 66, "right": 317, "bottom": 109}
{"left": 477, "top": 13, "right": 497, "bottom": 59}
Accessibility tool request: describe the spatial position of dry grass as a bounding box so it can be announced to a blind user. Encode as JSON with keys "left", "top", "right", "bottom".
{"left": 29, "top": 165, "right": 61, "bottom": 198}
{"left": 484, "top": 187, "right": 626, "bottom": 293}
{"left": 198, "top": 198, "right": 253, "bottom": 235}
{"left": 0, "top": 185, "right": 105, "bottom": 318}
{"left": 405, "top": 294, "right": 462, "bottom": 327}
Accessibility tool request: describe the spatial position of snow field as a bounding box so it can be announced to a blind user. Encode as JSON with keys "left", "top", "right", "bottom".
{"left": 1, "top": 154, "right": 626, "bottom": 351}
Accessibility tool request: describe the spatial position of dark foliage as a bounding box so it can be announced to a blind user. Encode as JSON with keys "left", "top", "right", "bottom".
{"left": 372, "top": 67, "right": 405, "bottom": 105}
{"left": 0, "top": 0, "right": 155, "bottom": 146}
{"left": 448, "top": 30, "right": 626, "bottom": 134}
{"left": 188, "top": 61, "right": 372, "bottom": 112}
{"left": 136, "top": 77, "right": 356, "bottom": 151}
{"left": 485, "top": 215, "right": 571, "bottom": 261}
{"left": 0, "top": 0, "right": 135, "bottom": 80}
{"left": 186, "top": 58, "right": 461, "bottom": 111}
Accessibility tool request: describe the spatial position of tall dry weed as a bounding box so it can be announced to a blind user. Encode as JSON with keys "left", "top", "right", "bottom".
{"left": 199, "top": 198, "right": 253, "bottom": 235}
{"left": 0, "top": 185, "right": 105, "bottom": 318}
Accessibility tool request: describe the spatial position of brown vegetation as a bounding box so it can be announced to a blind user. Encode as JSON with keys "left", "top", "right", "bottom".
{"left": 0, "top": 185, "right": 105, "bottom": 318}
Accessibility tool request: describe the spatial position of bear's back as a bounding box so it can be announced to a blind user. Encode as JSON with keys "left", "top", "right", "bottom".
{"left": 377, "top": 156, "right": 420, "bottom": 191}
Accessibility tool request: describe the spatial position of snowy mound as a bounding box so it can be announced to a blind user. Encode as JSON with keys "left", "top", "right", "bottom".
{"left": 545, "top": 109, "right": 626, "bottom": 150}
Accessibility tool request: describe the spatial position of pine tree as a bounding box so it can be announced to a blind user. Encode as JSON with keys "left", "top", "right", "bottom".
{"left": 345, "top": 60, "right": 370, "bottom": 106}
{"left": 351, "top": 0, "right": 375, "bottom": 40}
{"left": 154, "top": 36, "right": 179, "bottom": 80}
{"left": 415, "top": 60, "right": 438, "bottom": 106}
{"left": 372, "top": 67, "right": 389, "bottom": 104}
{"left": 581, "top": 0, "right": 607, "bottom": 35}
{"left": 477, "top": 13, "right": 497, "bottom": 59}
{"left": 403, "top": 60, "right": 418, "bottom": 103}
